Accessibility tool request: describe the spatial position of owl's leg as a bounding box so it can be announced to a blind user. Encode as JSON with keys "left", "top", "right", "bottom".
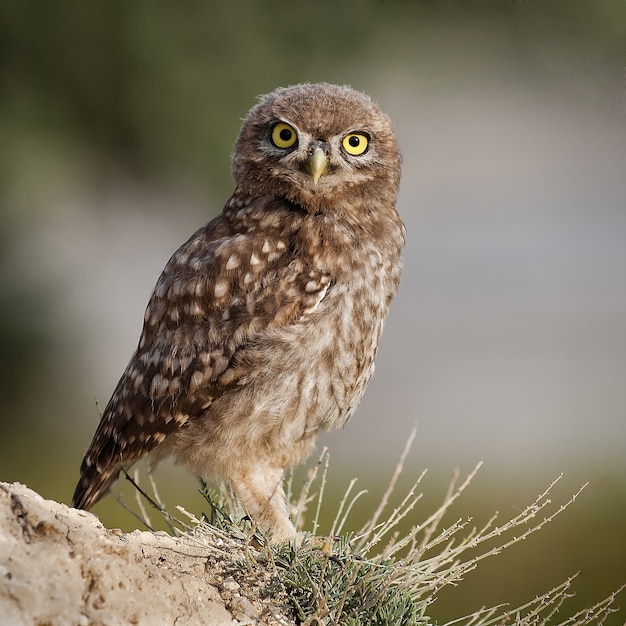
{"left": 229, "top": 466, "right": 296, "bottom": 543}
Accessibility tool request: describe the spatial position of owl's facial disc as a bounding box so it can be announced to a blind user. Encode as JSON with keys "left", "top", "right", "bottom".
{"left": 308, "top": 147, "right": 328, "bottom": 184}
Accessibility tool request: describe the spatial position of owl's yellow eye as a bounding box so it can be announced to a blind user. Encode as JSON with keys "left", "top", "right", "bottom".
{"left": 342, "top": 133, "right": 369, "bottom": 156}
{"left": 271, "top": 122, "right": 298, "bottom": 149}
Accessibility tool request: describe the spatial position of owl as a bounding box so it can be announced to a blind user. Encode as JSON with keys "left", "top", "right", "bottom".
{"left": 71, "top": 83, "right": 405, "bottom": 542}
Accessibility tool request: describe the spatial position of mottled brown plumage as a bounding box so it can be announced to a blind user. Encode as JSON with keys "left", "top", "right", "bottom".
{"left": 72, "top": 83, "right": 404, "bottom": 541}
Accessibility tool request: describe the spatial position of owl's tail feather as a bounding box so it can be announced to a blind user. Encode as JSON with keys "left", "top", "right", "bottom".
{"left": 71, "top": 464, "right": 122, "bottom": 511}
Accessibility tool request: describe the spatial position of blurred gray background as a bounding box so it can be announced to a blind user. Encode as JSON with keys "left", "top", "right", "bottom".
{"left": 1, "top": 1, "right": 625, "bottom": 623}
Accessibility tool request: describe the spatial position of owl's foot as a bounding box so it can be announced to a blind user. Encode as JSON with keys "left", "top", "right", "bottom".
{"left": 229, "top": 466, "right": 297, "bottom": 545}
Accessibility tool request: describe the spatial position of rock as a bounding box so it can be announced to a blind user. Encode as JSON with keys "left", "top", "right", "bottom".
{"left": 0, "top": 482, "right": 236, "bottom": 625}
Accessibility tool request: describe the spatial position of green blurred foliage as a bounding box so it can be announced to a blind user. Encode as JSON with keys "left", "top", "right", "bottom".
{"left": 1, "top": 0, "right": 624, "bottom": 192}
{"left": 1, "top": 1, "right": 625, "bottom": 623}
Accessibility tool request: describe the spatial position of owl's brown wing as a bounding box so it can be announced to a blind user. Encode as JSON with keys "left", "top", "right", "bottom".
{"left": 71, "top": 210, "right": 331, "bottom": 510}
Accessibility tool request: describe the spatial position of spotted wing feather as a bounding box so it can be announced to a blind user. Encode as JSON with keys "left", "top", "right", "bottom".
{"left": 71, "top": 203, "right": 331, "bottom": 510}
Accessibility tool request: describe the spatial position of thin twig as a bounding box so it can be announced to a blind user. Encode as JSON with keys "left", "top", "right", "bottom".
{"left": 354, "top": 423, "right": 418, "bottom": 550}
{"left": 133, "top": 467, "right": 152, "bottom": 528}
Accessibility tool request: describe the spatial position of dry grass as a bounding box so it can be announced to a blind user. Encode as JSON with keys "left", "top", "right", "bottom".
{"left": 120, "top": 431, "right": 625, "bottom": 626}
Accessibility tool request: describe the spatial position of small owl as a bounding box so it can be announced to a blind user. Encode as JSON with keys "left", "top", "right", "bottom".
{"left": 72, "top": 83, "right": 404, "bottom": 542}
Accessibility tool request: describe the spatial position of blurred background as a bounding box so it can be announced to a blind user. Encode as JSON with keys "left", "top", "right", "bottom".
{"left": 1, "top": 0, "right": 625, "bottom": 622}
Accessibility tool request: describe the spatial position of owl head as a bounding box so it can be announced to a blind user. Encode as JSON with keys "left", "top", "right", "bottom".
{"left": 231, "top": 83, "right": 401, "bottom": 215}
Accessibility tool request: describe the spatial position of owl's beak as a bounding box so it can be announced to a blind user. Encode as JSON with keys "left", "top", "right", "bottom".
{"left": 308, "top": 148, "right": 328, "bottom": 184}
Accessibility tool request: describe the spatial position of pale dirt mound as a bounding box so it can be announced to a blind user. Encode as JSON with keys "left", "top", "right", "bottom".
{"left": 0, "top": 482, "right": 294, "bottom": 626}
